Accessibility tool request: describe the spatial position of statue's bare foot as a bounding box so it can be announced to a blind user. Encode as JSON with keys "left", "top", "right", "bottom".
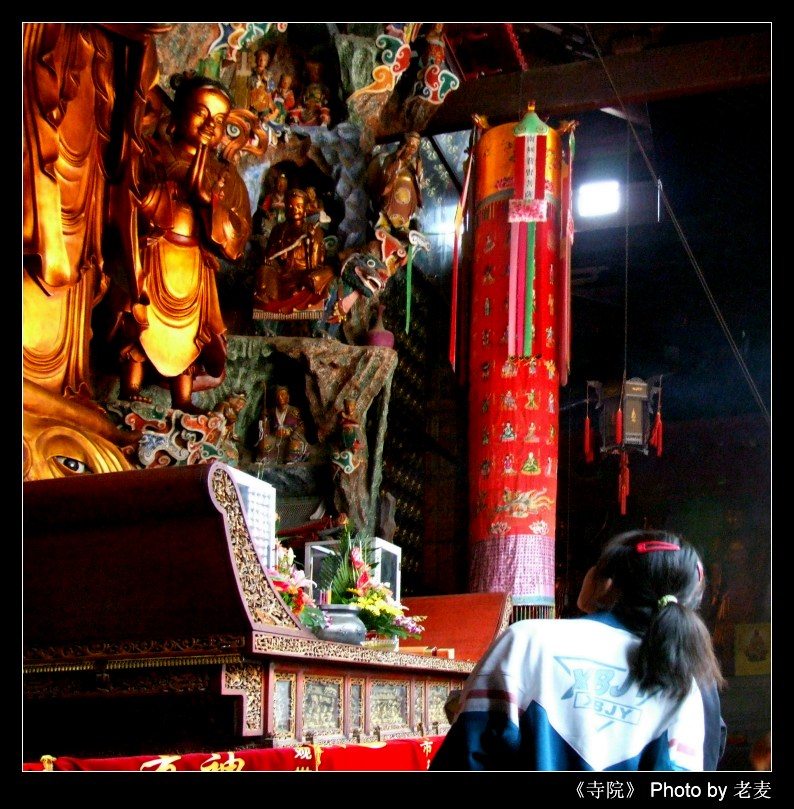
{"left": 121, "top": 390, "right": 153, "bottom": 404}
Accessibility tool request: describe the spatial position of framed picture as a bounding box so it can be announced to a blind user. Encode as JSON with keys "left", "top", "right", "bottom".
{"left": 734, "top": 623, "right": 771, "bottom": 676}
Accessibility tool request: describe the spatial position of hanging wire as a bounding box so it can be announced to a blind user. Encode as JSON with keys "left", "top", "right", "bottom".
{"left": 622, "top": 119, "right": 630, "bottom": 395}
{"left": 584, "top": 25, "right": 770, "bottom": 427}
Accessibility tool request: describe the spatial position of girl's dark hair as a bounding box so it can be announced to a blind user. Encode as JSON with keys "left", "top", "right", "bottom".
{"left": 593, "top": 529, "right": 725, "bottom": 701}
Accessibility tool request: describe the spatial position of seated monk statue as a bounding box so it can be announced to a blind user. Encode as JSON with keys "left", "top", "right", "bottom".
{"left": 257, "top": 384, "right": 309, "bottom": 464}
{"left": 254, "top": 188, "right": 336, "bottom": 313}
{"left": 107, "top": 73, "right": 252, "bottom": 413}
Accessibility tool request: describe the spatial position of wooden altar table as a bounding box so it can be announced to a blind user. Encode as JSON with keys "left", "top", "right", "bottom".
{"left": 23, "top": 463, "right": 485, "bottom": 761}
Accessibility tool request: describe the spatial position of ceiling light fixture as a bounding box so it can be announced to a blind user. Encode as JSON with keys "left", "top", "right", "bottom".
{"left": 576, "top": 180, "right": 620, "bottom": 218}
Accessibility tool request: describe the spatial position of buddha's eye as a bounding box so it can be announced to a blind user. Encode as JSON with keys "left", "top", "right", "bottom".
{"left": 54, "top": 455, "right": 92, "bottom": 474}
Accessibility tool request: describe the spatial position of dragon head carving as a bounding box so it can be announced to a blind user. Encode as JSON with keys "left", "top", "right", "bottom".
{"left": 340, "top": 251, "right": 390, "bottom": 298}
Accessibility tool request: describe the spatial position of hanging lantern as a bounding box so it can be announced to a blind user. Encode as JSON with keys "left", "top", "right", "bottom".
{"left": 586, "top": 377, "right": 664, "bottom": 454}
{"left": 584, "top": 377, "right": 663, "bottom": 512}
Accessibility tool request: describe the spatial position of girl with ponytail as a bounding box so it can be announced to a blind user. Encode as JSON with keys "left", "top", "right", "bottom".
{"left": 431, "top": 529, "right": 726, "bottom": 771}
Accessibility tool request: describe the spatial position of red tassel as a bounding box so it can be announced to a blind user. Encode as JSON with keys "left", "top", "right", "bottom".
{"left": 618, "top": 453, "right": 630, "bottom": 515}
{"left": 649, "top": 410, "right": 663, "bottom": 456}
{"left": 584, "top": 415, "right": 594, "bottom": 463}
{"left": 615, "top": 406, "right": 623, "bottom": 446}
{"left": 621, "top": 452, "right": 630, "bottom": 495}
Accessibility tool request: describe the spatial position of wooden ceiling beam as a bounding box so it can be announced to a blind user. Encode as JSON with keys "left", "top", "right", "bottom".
{"left": 420, "top": 32, "right": 770, "bottom": 135}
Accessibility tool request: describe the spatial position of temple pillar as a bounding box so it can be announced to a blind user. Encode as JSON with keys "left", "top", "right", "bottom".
{"left": 466, "top": 109, "right": 574, "bottom": 620}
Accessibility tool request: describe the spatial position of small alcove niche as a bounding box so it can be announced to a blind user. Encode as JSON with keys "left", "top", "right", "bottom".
{"left": 202, "top": 335, "right": 397, "bottom": 538}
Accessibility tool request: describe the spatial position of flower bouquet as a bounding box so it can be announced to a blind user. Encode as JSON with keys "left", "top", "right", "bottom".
{"left": 314, "top": 521, "right": 425, "bottom": 644}
{"left": 266, "top": 544, "right": 326, "bottom": 631}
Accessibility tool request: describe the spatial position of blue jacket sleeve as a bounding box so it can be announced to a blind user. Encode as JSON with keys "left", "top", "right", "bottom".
{"left": 429, "top": 712, "right": 522, "bottom": 771}
{"left": 701, "top": 683, "right": 727, "bottom": 770}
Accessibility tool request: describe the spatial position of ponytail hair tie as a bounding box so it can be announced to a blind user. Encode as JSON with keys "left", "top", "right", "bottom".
{"left": 658, "top": 594, "right": 678, "bottom": 609}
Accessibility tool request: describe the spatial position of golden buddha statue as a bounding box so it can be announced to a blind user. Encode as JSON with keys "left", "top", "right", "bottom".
{"left": 107, "top": 73, "right": 252, "bottom": 413}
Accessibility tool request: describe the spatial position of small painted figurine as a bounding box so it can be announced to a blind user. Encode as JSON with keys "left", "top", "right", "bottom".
{"left": 330, "top": 397, "right": 366, "bottom": 475}
{"left": 259, "top": 172, "right": 289, "bottom": 232}
{"left": 289, "top": 59, "right": 332, "bottom": 126}
{"left": 213, "top": 391, "right": 247, "bottom": 463}
{"left": 272, "top": 72, "right": 297, "bottom": 125}
{"left": 305, "top": 185, "right": 330, "bottom": 229}
{"left": 258, "top": 384, "right": 309, "bottom": 464}
{"left": 372, "top": 131, "right": 424, "bottom": 234}
{"left": 422, "top": 23, "right": 446, "bottom": 66}
{"left": 249, "top": 47, "right": 277, "bottom": 120}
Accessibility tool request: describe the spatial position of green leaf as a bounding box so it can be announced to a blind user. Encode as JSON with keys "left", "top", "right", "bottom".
{"left": 314, "top": 523, "right": 379, "bottom": 603}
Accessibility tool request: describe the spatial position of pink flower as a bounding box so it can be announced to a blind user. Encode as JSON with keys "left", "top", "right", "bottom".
{"left": 290, "top": 569, "right": 312, "bottom": 590}
{"left": 350, "top": 545, "right": 373, "bottom": 592}
{"left": 350, "top": 546, "right": 366, "bottom": 570}
{"left": 355, "top": 568, "right": 371, "bottom": 592}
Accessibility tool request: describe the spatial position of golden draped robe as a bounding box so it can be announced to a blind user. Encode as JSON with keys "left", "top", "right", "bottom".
{"left": 119, "top": 135, "right": 251, "bottom": 382}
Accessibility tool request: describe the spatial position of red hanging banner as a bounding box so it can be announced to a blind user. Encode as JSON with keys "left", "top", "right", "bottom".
{"left": 509, "top": 103, "right": 550, "bottom": 359}
{"left": 558, "top": 123, "right": 577, "bottom": 386}
{"left": 450, "top": 128, "right": 476, "bottom": 371}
